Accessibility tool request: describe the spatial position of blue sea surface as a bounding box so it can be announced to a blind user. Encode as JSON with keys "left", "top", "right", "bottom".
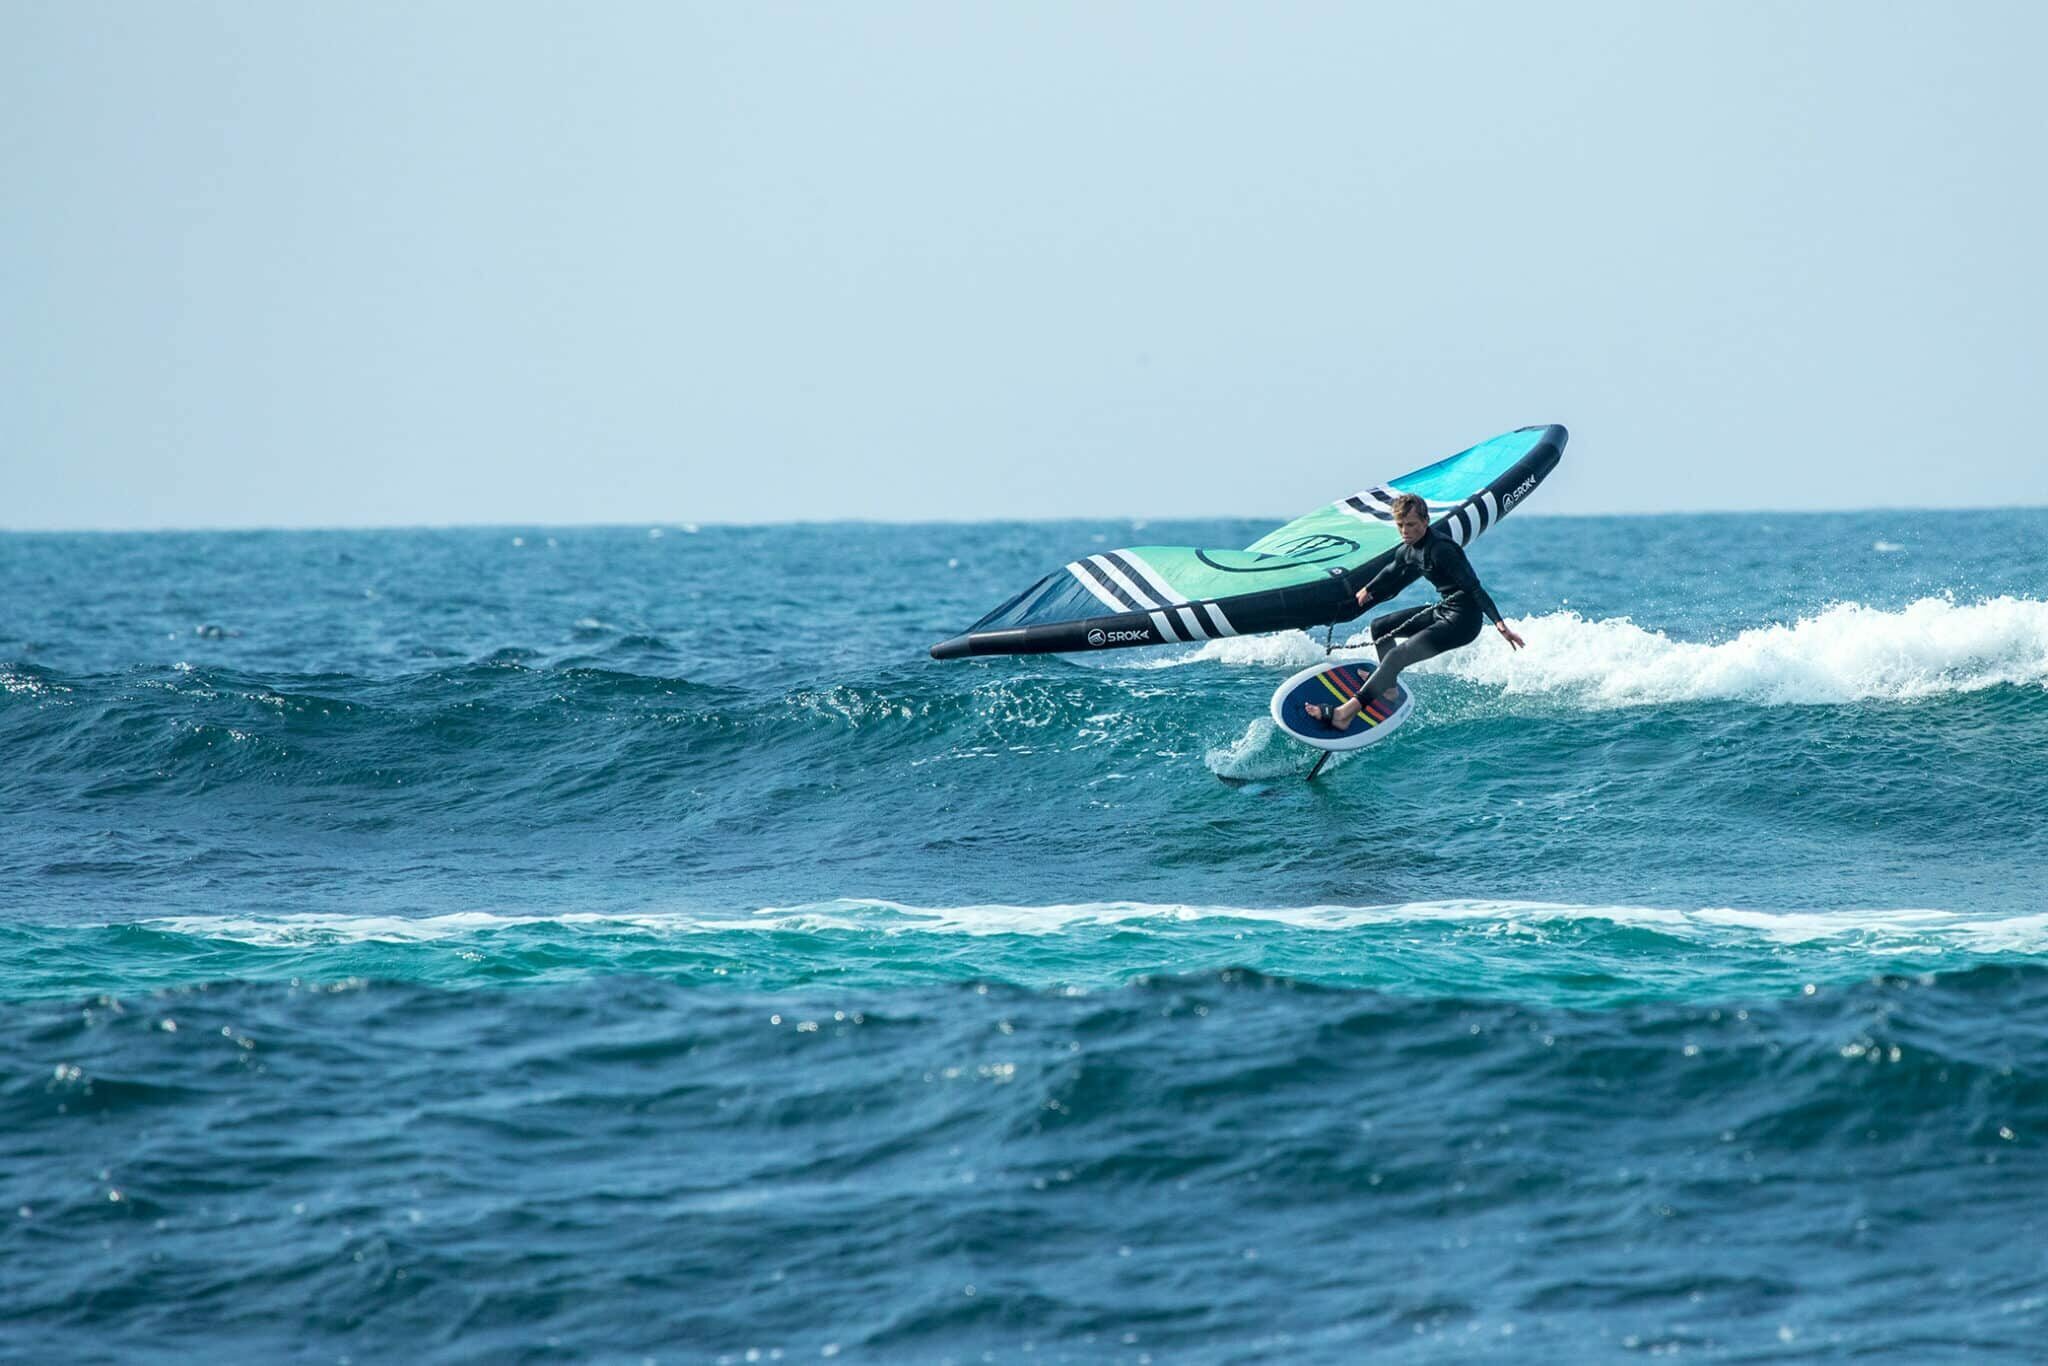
{"left": 3, "top": 511, "right": 2047, "bottom": 1361}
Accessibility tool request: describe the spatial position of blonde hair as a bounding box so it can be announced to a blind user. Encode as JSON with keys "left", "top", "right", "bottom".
{"left": 1390, "top": 493, "right": 1429, "bottom": 523}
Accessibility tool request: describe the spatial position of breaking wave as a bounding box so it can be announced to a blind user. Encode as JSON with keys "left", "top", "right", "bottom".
{"left": 1151, "top": 596, "right": 2048, "bottom": 707}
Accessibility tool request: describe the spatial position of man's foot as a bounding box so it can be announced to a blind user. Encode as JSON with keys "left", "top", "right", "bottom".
{"left": 1304, "top": 702, "right": 1355, "bottom": 732}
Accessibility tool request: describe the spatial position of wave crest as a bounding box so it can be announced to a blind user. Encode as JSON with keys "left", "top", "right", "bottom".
{"left": 1144, "top": 596, "right": 2048, "bottom": 708}
{"left": 1445, "top": 596, "right": 2048, "bottom": 706}
{"left": 129, "top": 899, "right": 2048, "bottom": 952}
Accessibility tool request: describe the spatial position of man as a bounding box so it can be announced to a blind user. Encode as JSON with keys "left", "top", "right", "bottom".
{"left": 1304, "top": 492, "right": 1525, "bottom": 730}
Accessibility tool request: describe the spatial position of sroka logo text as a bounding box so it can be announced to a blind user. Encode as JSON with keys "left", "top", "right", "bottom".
{"left": 1086, "top": 628, "right": 1149, "bottom": 646}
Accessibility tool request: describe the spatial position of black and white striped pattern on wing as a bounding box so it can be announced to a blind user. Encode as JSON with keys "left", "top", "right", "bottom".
{"left": 1437, "top": 488, "right": 1503, "bottom": 547}
{"left": 1338, "top": 482, "right": 1513, "bottom": 548}
{"left": 1340, "top": 486, "right": 1406, "bottom": 525}
{"left": 1477, "top": 489, "right": 1499, "bottom": 530}
{"left": 1063, "top": 553, "right": 1238, "bottom": 643}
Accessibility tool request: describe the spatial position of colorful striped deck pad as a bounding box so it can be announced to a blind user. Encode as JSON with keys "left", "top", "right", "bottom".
{"left": 1269, "top": 662, "right": 1415, "bottom": 753}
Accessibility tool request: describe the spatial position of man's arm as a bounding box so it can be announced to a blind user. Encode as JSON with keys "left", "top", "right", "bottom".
{"left": 1356, "top": 553, "right": 1418, "bottom": 607}
{"left": 1439, "top": 541, "right": 1525, "bottom": 649}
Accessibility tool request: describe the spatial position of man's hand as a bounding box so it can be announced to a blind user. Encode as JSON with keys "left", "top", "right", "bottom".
{"left": 1498, "top": 622, "right": 1526, "bottom": 650}
{"left": 1354, "top": 586, "right": 1373, "bottom": 609}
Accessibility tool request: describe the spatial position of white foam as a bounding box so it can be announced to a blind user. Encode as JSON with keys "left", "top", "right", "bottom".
{"left": 1125, "top": 596, "right": 2048, "bottom": 708}
{"left": 1202, "top": 718, "right": 1308, "bottom": 782}
{"left": 1123, "top": 629, "right": 1376, "bottom": 671}
{"left": 1436, "top": 596, "right": 2048, "bottom": 707}
{"left": 141, "top": 910, "right": 700, "bottom": 946}
{"left": 134, "top": 900, "right": 2048, "bottom": 954}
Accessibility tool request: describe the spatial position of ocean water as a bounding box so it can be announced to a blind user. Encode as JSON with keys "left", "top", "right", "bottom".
{"left": 3, "top": 510, "right": 2046, "bottom": 1362}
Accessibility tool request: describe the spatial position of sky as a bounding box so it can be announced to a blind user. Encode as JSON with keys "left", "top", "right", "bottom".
{"left": 4, "top": 2, "right": 2044, "bottom": 530}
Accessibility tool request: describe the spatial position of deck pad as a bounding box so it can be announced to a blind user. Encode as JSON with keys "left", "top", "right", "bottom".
{"left": 1269, "top": 663, "right": 1414, "bottom": 752}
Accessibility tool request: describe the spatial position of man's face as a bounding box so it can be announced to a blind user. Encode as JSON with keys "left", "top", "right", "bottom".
{"left": 1396, "top": 508, "right": 1429, "bottom": 545}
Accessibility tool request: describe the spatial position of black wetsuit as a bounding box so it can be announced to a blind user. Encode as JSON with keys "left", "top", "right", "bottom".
{"left": 1353, "top": 529, "right": 1503, "bottom": 698}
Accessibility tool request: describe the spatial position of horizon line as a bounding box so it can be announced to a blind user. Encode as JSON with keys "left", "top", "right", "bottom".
{"left": 3, "top": 500, "right": 2045, "bottom": 537}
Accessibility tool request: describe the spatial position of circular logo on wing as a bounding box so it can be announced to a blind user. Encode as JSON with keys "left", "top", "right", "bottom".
{"left": 1196, "top": 532, "right": 1359, "bottom": 573}
{"left": 1086, "top": 628, "right": 1107, "bottom": 647}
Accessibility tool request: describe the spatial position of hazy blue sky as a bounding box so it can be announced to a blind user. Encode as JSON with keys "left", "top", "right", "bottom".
{"left": 5, "top": 2, "right": 2043, "bottom": 529}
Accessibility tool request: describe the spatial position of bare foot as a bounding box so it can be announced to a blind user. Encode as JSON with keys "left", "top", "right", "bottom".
{"left": 1304, "top": 702, "right": 1355, "bottom": 732}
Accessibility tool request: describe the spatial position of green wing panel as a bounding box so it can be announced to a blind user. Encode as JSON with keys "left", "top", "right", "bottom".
{"left": 1243, "top": 505, "right": 1401, "bottom": 562}
{"left": 1114, "top": 531, "right": 1394, "bottom": 604}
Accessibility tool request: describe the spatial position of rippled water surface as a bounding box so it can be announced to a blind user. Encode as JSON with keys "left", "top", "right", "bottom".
{"left": 3, "top": 511, "right": 2046, "bottom": 1361}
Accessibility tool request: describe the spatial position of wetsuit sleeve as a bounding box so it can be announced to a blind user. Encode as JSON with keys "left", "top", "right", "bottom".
{"left": 1437, "top": 540, "right": 1503, "bottom": 624}
{"left": 1362, "top": 551, "right": 1419, "bottom": 603}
